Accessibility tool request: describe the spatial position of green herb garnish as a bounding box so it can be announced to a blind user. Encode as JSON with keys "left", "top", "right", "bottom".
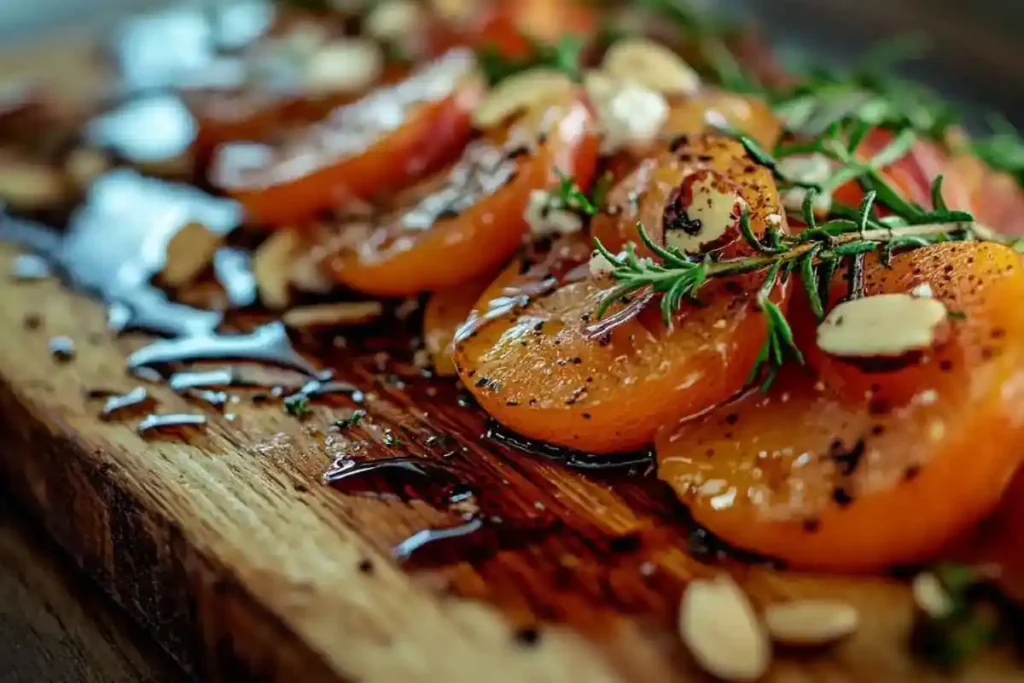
{"left": 284, "top": 394, "right": 312, "bottom": 418}
{"left": 594, "top": 182, "right": 1002, "bottom": 388}
{"left": 335, "top": 409, "right": 367, "bottom": 430}
{"left": 552, "top": 170, "right": 611, "bottom": 218}
{"left": 477, "top": 35, "right": 585, "bottom": 85}
{"left": 971, "top": 114, "right": 1024, "bottom": 185}
{"left": 912, "top": 564, "right": 1002, "bottom": 670}
{"left": 771, "top": 38, "right": 956, "bottom": 140}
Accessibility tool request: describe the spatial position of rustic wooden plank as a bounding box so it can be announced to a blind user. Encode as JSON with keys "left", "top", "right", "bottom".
{"left": 0, "top": 500, "right": 184, "bottom": 683}
{"left": 0, "top": 243, "right": 1022, "bottom": 683}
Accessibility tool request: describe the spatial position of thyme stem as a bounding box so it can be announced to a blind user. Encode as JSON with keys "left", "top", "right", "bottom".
{"left": 701, "top": 221, "right": 978, "bottom": 279}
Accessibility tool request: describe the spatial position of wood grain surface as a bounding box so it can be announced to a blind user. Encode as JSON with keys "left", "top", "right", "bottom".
{"left": 1, "top": 12, "right": 1023, "bottom": 683}
{"left": 0, "top": 500, "right": 183, "bottom": 683}
{"left": 0, "top": 243, "right": 1022, "bottom": 683}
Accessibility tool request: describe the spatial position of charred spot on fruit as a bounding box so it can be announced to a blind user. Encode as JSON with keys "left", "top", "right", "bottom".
{"left": 669, "top": 133, "right": 690, "bottom": 152}
{"left": 663, "top": 185, "right": 703, "bottom": 236}
{"left": 802, "top": 518, "right": 821, "bottom": 533}
{"left": 828, "top": 437, "right": 866, "bottom": 477}
{"left": 832, "top": 487, "right": 854, "bottom": 507}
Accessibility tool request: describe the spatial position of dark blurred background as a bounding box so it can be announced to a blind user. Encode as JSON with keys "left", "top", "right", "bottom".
{"left": 1, "top": 0, "right": 1022, "bottom": 127}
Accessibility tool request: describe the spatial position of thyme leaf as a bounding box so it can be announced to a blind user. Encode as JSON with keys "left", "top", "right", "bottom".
{"left": 595, "top": 196, "right": 1003, "bottom": 388}
{"left": 972, "top": 114, "right": 1024, "bottom": 184}
{"left": 284, "top": 394, "right": 312, "bottom": 419}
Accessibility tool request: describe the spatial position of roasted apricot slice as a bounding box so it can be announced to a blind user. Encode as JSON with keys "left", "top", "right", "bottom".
{"left": 663, "top": 90, "right": 780, "bottom": 149}
{"left": 454, "top": 133, "right": 789, "bottom": 453}
{"left": 210, "top": 49, "right": 482, "bottom": 226}
{"left": 424, "top": 273, "right": 495, "bottom": 375}
{"left": 189, "top": 90, "right": 353, "bottom": 161}
{"left": 323, "top": 94, "right": 599, "bottom": 296}
{"left": 657, "top": 241, "right": 1024, "bottom": 571}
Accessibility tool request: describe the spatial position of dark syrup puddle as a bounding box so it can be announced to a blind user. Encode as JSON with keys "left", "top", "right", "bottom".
{"left": 2, "top": 170, "right": 328, "bottom": 441}
{"left": 0, "top": 84, "right": 759, "bottom": 575}
{"left": 325, "top": 455, "right": 565, "bottom": 567}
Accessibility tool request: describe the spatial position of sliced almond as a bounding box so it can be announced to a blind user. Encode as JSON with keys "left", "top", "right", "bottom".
{"left": 305, "top": 38, "right": 384, "bottom": 93}
{"left": 588, "top": 249, "right": 620, "bottom": 278}
{"left": 763, "top": 600, "right": 859, "bottom": 646}
{"left": 912, "top": 573, "right": 955, "bottom": 618}
{"left": 680, "top": 576, "right": 770, "bottom": 682}
{"left": 253, "top": 228, "right": 301, "bottom": 310}
{"left": 0, "top": 157, "right": 68, "bottom": 210}
{"left": 365, "top": 0, "right": 422, "bottom": 42}
{"left": 288, "top": 252, "right": 336, "bottom": 295}
{"left": 283, "top": 302, "right": 384, "bottom": 329}
{"left": 64, "top": 147, "right": 110, "bottom": 191}
{"left": 816, "top": 293, "right": 949, "bottom": 359}
{"left": 473, "top": 69, "right": 575, "bottom": 129}
{"left": 601, "top": 38, "right": 701, "bottom": 96}
{"left": 430, "top": 0, "right": 476, "bottom": 24}
{"left": 160, "top": 222, "right": 223, "bottom": 289}
{"left": 664, "top": 170, "right": 744, "bottom": 254}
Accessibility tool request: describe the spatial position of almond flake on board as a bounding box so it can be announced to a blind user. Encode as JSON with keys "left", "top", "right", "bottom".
{"left": 160, "top": 222, "right": 224, "bottom": 289}
{"left": 679, "top": 576, "right": 771, "bottom": 682}
{"left": 253, "top": 228, "right": 302, "bottom": 310}
{"left": 283, "top": 301, "right": 384, "bottom": 330}
{"left": 763, "top": 599, "right": 859, "bottom": 646}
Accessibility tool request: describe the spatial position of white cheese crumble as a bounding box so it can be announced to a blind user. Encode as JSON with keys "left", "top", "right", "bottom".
{"left": 523, "top": 189, "right": 583, "bottom": 238}
{"left": 586, "top": 74, "right": 668, "bottom": 155}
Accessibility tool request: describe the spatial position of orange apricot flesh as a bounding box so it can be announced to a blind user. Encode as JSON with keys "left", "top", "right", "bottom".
{"left": 423, "top": 274, "right": 495, "bottom": 376}
{"left": 657, "top": 241, "right": 1024, "bottom": 571}
{"left": 210, "top": 49, "right": 481, "bottom": 226}
{"left": 325, "top": 95, "right": 599, "bottom": 296}
{"left": 454, "top": 134, "right": 789, "bottom": 453}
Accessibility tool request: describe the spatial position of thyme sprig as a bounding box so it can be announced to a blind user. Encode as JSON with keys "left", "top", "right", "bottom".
{"left": 594, "top": 186, "right": 996, "bottom": 388}
{"left": 971, "top": 114, "right": 1024, "bottom": 184}
{"left": 912, "top": 564, "right": 1004, "bottom": 671}
{"left": 771, "top": 38, "right": 956, "bottom": 140}
{"left": 552, "top": 169, "right": 612, "bottom": 218}
{"left": 724, "top": 122, "right": 923, "bottom": 218}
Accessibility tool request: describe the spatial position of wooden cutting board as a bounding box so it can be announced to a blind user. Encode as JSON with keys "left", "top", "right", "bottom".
{"left": 1, "top": 23, "right": 1023, "bottom": 683}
